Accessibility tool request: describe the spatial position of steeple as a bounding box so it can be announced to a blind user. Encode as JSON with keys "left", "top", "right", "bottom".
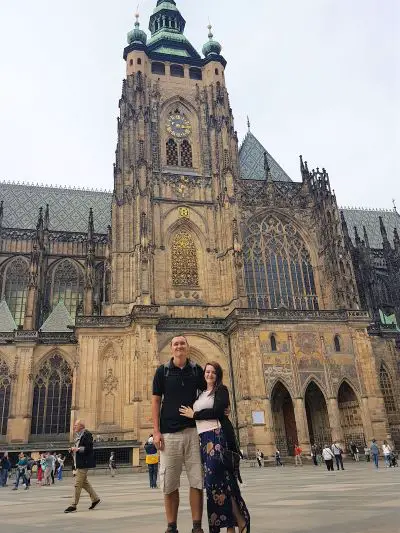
{"left": 127, "top": 11, "right": 147, "bottom": 46}
{"left": 379, "top": 216, "right": 390, "bottom": 247}
{"left": 202, "top": 23, "right": 222, "bottom": 58}
{"left": 394, "top": 227, "right": 400, "bottom": 252}
{"left": 363, "top": 226, "right": 370, "bottom": 249}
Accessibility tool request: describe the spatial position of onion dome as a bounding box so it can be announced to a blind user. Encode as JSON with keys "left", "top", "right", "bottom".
{"left": 202, "top": 24, "right": 222, "bottom": 57}
{"left": 127, "top": 12, "right": 148, "bottom": 46}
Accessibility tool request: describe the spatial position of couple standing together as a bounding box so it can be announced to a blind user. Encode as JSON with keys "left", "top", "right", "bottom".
{"left": 152, "top": 336, "right": 250, "bottom": 533}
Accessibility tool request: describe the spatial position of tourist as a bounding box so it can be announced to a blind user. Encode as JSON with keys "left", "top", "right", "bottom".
{"left": 256, "top": 449, "right": 264, "bottom": 468}
{"left": 64, "top": 420, "right": 100, "bottom": 513}
{"left": 13, "top": 452, "right": 29, "bottom": 490}
{"left": 42, "top": 453, "right": 52, "bottom": 486}
{"left": 36, "top": 454, "right": 44, "bottom": 484}
{"left": 311, "top": 444, "right": 318, "bottom": 466}
{"left": 0, "top": 451, "right": 11, "bottom": 487}
{"left": 382, "top": 440, "right": 392, "bottom": 467}
{"left": 350, "top": 442, "right": 359, "bottom": 462}
{"left": 316, "top": 444, "right": 323, "bottom": 465}
{"left": 180, "top": 361, "right": 250, "bottom": 533}
{"left": 109, "top": 452, "right": 117, "bottom": 477}
{"left": 331, "top": 441, "right": 345, "bottom": 470}
{"left": 57, "top": 454, "right": 65, "bottom": 481}
{"left": 152, "top": 335, "right": 206, "bottom": 533}
{"left": 25, "top": 455, "right": 35, "bottom": 487}
{"left": 370, "top": 439, "right": 379, "bottom": 468}
{"left": 364, "top": 445, "right": 371, "bottom": 462}
{"left": 294, "top": 444, "right": 303, "bottom": 466}
{"left": 322, "top": 444, "right": 335, "bottom": 471}
{"left": 275, "top": 448, "right": 283, "bottom": 467}
{"left": 144, "top": 435, "right": 159, "bottom": 488}
{"left": 47, "top": 452, "right": 56, "bottom": 484}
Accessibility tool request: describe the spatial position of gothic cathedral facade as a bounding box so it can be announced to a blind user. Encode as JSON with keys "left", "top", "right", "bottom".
{"left": 1, "top": 1, "right": 400, "bottom": 457}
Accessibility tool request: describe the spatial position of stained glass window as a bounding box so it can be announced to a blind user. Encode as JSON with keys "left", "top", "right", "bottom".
{"left": 380, "top": 364, "right": 396, "bottom": 414}
{"left": 166, "top": 139, "right": 179, "bottom": 166}
{"left": 31, "top": 354, "right": 73, "bottom": 435}
{"left": 334, "top": 335, "right": 341, "bottom": 352}
{"left": 243, "top": 215, "right": 319, "bottom": 310}
{"left": 2, "top": 257, "right": 29, "bottom": 326}
{"left": 171, "top": 230, "right": 199, "bottom": 287}
{"left": 0, "top": 359, "right": 11, "bottom": 436}
{"left": 51, "top": 259, "right": 84, "bottom": 318}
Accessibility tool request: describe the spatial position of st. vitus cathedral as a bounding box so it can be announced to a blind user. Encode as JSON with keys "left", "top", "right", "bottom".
{"left": 0, "top": 1, "right": 399, "bottom": 460}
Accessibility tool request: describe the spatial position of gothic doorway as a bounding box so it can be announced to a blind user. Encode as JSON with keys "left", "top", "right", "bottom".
{"left": 338, "top": 381, "right": 365, "bottom": 450}
{"left": 305, "top": 381, "right": 331, "bottom": 446}
{"left": 271, "top": 382, "right": 298, "bottom": 456}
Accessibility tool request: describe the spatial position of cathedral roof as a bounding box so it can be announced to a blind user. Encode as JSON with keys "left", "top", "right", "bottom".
{"left": 40, "top": 301, "right": 75, "bottom": 332}
{"left": 0, "top": 181, "right": 111, "bottom": 234}
{"left": 341, "top": 207, "right": 400, "bottom": 249}
{"left": 239, "top": 132, "right": 292, "bottom": 183}
{"left": 0, "top": 300, "right": 17, "bottom": 332}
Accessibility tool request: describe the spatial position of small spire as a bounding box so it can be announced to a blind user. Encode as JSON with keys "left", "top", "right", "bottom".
{"left": 44, "top": 204, "right": 50, "bottom": 231}
{"left": 264, "top": 151, "right": 272, "bottom": 181}
{"left": 393, "top": 198, "right": 397, "bottom": 212}
{"left": 379, "top": 216, "right": 389, "bottom": 245}
{"left": 363, "top": 226, "right": 370, "bottom": 249}
{"left": 247, "top": 116, "right": 251, "bottom": 132}
{"left": 354, "top": 226, "right": 361, "bottom": 247}
{"left": 36, "top": 207, "right": 44, "bottom": 231}
{"left": 135, "top": 8, "right": 140, "bottom": 28}
{"left": 341, "top": 210, "right": 351, "bottom": 246}
{"left": 393, "top": 227, "right": 400, "bottom": 251}
{"left": 0, "top": 200, "right": 3, "bottom": 227}
{"left": 207, "top": 23, "right": 213, "bottom": 40}
{"left": 87, "top": 208, "right": 94, "bottom": 243}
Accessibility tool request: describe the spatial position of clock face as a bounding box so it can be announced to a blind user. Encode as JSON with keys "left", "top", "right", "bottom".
{"left": 166, "top": 113, "right": 192, "bottom": 138}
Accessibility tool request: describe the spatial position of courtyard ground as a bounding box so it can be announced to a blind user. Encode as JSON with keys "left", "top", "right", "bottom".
{"left": 0, "top": 463, "right": 399, "bottom": 533}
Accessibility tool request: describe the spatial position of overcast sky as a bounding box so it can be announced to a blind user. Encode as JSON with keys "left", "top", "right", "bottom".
{"left": 0, "top": 0, "right": 398, "bottom": 209}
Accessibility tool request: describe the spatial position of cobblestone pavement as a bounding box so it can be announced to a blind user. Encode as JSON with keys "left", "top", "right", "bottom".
{"left": 1, "top": 464, "right": 399, "bottom": 532}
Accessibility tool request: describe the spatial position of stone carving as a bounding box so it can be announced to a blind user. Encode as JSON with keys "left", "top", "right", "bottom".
{"left": 171, "top": 230, "right": 199, "bottom": 288}
{"left": 264, "top": 364, "right": 295, "bottom": 395}
{"left": 103, "top": 368, "right": 119, "bottom": 394}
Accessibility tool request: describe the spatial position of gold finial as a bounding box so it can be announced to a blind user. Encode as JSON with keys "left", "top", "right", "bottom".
{"left": 207, "top": 22, "right": 213, "bottom": 40}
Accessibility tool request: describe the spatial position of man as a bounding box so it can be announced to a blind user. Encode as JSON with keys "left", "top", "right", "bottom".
{"left": 144, "top": 435, "right": 159, "bottom": 488}
{"left": 109, "top": 452, "right": 116, "bottom": 477}
{"left": 331, "top": 441, "right": 345, "bottom": 470}
{"left": 370, "top": 439, "right": 379, "bottom": 469}
{"left": 0, "top": 452, "right": 11, "bottom": 487}
{"left": 152, "top": 335, "right": 206, "bottom": 533}
{"left": 256, "top": 449, "right": 264, "bottom": 468}
{"left": 47, "top": 452, "right": 56, "bottom": 484}
{"left": 294, "top": 444, "right": 303, "bottom": 466}
{"left": 64, "top": 420, "right": 100, "bottom": 513}
{"left": 13, "top": 452, "right": 29, "bottom": 490}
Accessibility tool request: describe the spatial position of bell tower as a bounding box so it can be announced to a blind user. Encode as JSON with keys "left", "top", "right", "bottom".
{"left": 110, "top": 1, "right": 245, "bottom": 316}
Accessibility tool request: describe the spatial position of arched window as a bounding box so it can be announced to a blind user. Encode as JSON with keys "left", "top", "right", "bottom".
{"left": 152, "top": 62, "right": 165, "bottom": 75}
{"left": 180, "top": 140, "right": 193, "bottom": 168}
{"left": 170, "top": 64, "right": 184, "bottom": 78}
{"left": 375, "top": 276, "right": 392, "bottom": 307}
{"left": 271, "top": 334, "right": 277, "bottom": 352}
{"left": 0, "top": 359, "right": 11, "bottom": 436}
{"left": 380, "top": 364, "right": 396, "bottom": 414}
{"left": 51, "top": 259, "right": 84, "bottom": 318}
{"left": 2, "top": 257, "right": 29, "bottom": 326}
{"left": 243, "top": 215, "right": 319, "bottom": 310}
{"left": 189, "top": 67, "right": 202, "bottom": 80}
{"left": 166, "top": 139, "right": 179, "bottom": 166}
{"left": 334, "top": 335, "right": 341, "bottom": 352}
{"left": 171, "top": 230, "right": 199, "bottom": 288}
{"left": 31, "top": 354, "right": 73, "bottom": 436}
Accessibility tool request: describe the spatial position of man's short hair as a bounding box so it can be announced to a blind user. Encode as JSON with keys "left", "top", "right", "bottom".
{"left": 170, "top": 335, "right": 189, "bottom": 346}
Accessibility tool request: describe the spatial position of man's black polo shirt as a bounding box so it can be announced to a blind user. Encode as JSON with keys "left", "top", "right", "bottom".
{"left": 153, "top": 358, "right": 206, "bottom": 434}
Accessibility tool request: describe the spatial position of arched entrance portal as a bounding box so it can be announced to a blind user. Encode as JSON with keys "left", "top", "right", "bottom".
{"left": 338, "top": 382, "right": 365, "bottom": 449}
{"left": 305, "top": 381, "right": 331, "bottom": 446}
{"left": 271, "top": 382, "right": 298, "bottom": 456}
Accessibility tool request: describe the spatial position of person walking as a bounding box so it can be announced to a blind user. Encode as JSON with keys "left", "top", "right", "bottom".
{"left": 64, "top": 420, "right": 100, "bottom": 513}
{"left": 0, "top": 452, "right": 11, "bottom": 487}
{"left": 256, "top": 449, "right": 264, "bottom": 468}
{"left": 180, "top": 361, "right": 250, "bottom": 533}
{"left": 382, "top": 440, "right": 392, "bottom": 467}
{"left": 275, "top": 449, "right": 283, "bottom": 467}
{"left": 152, "top": 335, "right": 206, "bottom": 533}
{"left": 42, "top": 453, "right": 52, "bottom": 486}
{"left": 57, "top": 455, "right": 65, "bottom": 481}
{"left": 144, "top": 436, "right": 159, "bottom": 488}
{"left": 47, "top": 452, "right": 56, "bottom": 484}
{"left": 109, "top": 452, "right": 117, "bottom": 477}
{"left": 331, "top": 441, "right": 345, "bottom": 471}
{"left": 311, "top": 444, "right": 318, "bottom": 466}
{"left": 364, "top": 445, "right": 371, "bottom": 462}
{"left": 13, "top": 452, "right": 29, "bottom": 490}
{"left": 322, "top": 445, "right": 335, "bottom": 471}
{"left": 294, "top": 444, "right": 303, "bottom": 466}
{"left": 370, "top": 439, "right": 379, "bottom": 469}
{"left": 350, "top": 442, "right": 359, "bottom": 462}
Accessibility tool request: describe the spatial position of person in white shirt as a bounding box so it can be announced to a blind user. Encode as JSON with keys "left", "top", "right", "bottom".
{"left": 322, "top": 445, "right": 335, "bottom": 471}
{"left": 382, "top": 440, "right": 392, "bottom": 467}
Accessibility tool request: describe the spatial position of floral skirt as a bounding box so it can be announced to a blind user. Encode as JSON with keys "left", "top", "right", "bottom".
{"left": 200, "top": 428, "right": 250, "bottom": 533}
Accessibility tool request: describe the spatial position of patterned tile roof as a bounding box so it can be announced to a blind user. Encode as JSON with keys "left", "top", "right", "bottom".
{"left": 239, "top": 132, "right": 292, "bottom": 183}
{"left": 40, "top": 301, "right": 74, "bottom": 332}
{"left": 341, "top": 208, "right": 400, "bottom": 249}
{"left": 0, "top": 181, "right": 112, "bottom": 233}
{"left": 0, "top": 300, "right": 17, "bottom": 332}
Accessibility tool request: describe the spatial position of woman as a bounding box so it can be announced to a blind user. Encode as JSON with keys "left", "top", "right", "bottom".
{"left": 57, "top": 454, "right": 65, "bottom": 481}
{"left": 382, "top": 440, "right": 392, "bottom": 467}
{"left": 0, "top": 452, "right": 11, "bottom": 487}
{"left": 180, "top": 362, "right": 250, "bottom": 533}
{"left": 144, "top": 436, "right": 159, "bottom": 488}
{"left": 322, "top": 445, "right": 335, "bottom": 471}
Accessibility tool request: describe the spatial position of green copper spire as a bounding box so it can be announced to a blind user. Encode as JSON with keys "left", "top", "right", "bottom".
{"left": 202, "top": 24, "right": 222, "bottom": 57}
{"left": 127, "top": 11, "right": 147, "bottom": 46}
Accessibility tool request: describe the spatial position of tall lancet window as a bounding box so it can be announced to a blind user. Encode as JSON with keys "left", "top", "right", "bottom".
{"left": 166, "top": 139, "right": 179, "bottom": 166}
{"left": 51, "top": 259, "right": 84, "bottom": 318}
{"left": 180, "top": 140, "right": 193, "bottom": 168}
{"left": 2, "top": 257, "right": 29, "bottom": 326}
{"left": 171, "top": 230, "right": 199, "bottom": 288}
{"left": 243, "top": 215, "right": 319, "bottom": 310}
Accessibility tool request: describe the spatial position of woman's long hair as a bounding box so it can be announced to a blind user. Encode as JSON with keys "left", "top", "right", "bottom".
{"left": 204, "top": 361, "right": 224, "bottom": 395}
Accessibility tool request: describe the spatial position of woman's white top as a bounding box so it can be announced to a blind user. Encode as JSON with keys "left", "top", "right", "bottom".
{"left": 322, "top": 447, "right": 334, "bottom": 461}
{"left": 193, "top": 390, "right": 220, "bottom": 435}
{"left": 382, "top": 444, "right": 391, "bottom": 455}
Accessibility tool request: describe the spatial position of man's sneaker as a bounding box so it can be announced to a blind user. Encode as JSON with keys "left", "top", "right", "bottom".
{"left": 192, "top": 529, "right": 204, "bottom": 533}
{"left": 12, "top": 487, "right": 18, "bottom": 490}
{"left": 88, "top": 499, "right": 100, "bottom": 510}
{"left": 64, "top": 506, "right": 77, "bottom": 513}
